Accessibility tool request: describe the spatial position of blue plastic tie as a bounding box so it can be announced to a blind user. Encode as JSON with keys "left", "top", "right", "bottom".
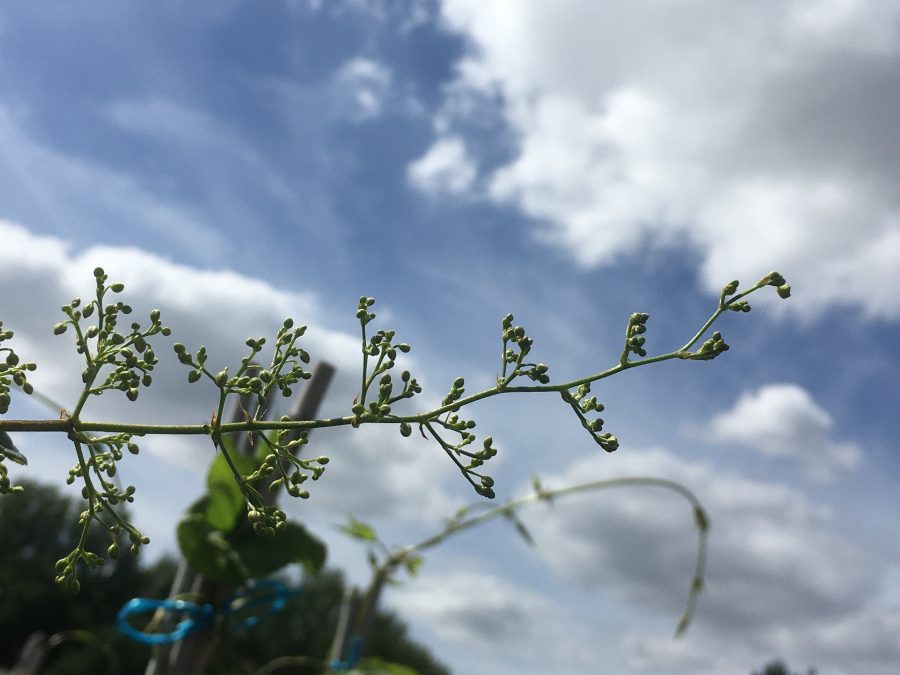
{"left": 117, "top": 579, "right": 299, "bottom": 645}
{"left": 224, "top": 578, "right": 301, "bottom": 629}
{"left": 117, "top": 597, "right": 215, "bottom": 645}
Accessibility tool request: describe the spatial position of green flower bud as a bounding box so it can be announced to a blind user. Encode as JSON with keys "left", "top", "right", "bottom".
{"left": 53, "top": 322, "right": 68, "bottom": 335}
{"left": 475, "top": 485, "right": 496, "bottom": 499}
{"left": 400, "top": 422, "right": 412, "bottom": 437}
{"left": 777, "top": 284, "right": 791, "bottom": 299}
{"left": 764, "top": 271, "right": 786, "bottom": 287}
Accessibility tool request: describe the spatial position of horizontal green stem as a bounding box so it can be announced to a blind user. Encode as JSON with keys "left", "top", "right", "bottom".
{"left": 0, "top": 352, "right": 686, "bottom": 438}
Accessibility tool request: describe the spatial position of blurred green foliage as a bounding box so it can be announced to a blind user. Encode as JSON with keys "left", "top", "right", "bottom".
{"left": 0, "top": 480, "right": 448, "bottom": 675}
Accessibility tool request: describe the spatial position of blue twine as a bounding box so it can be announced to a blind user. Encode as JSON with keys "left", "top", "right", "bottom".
{"left": 117, "top": 579, "right": 300, "bottom": 645}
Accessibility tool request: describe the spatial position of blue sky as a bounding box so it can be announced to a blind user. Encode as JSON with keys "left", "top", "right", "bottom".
{"left": 2, "top": 1, "right": 900, "bottom": 673}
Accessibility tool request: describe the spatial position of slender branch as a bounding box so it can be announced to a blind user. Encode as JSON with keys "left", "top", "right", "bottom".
{"left": 374, "top": 476, "right": 709, "bottom": 639}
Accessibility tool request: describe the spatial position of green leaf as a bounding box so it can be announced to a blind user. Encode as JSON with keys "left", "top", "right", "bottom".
{"left": 338, "top": 516, "right": 377, "bottom": 542}
{"left": 204, "top": 443, "right": 259, "bottom": 533}
{"left": 176, "top": 508, "right": 248, "bottom": 586}
{"left": 503, "top": 511, "right": 535, "bottom": 547}
{"left": 231, "top": 521, "right": 326, "bottom": 577}
{"left": 0, "top": 431, "right": 27, "bottom": 466}
{"left": 207, "top": 441, "right": 259, "bottom": 488}
{"left": 404, "top": 555, "right": 423, "bottom": 577}
{"left": 204, "top": 481, "right": 243, "bottom": 533}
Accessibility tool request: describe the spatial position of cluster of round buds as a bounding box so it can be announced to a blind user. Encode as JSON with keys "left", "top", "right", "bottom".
{"left": 99, "top": 333, "right": 161, "bottom": 402}
{"left": 265, "top": 455, "right": 330, "bottom": 499}
{"left": 442, "top": 377, "right": 466, "bottom": 407}
{"left": 443, "top": 412, "right": 476, "bottom": 436}
{"left": 759, "top": 271, "right": 790, "bottom": 298}
{"left": 53, "top": 271, "right": 170, "bottom": 403}
{"left": 720, "top": 279, "right": 752, "bottom": 312}
{"left": 397, "top": 370, "right": 422, "bottom": 402}
{"left": 595, "top": 432, "right": 619, "bottom": 453}
{"left": 684, "top": 331, "right": 730, "bottom": 361}
{"left": 247, "top": 505, "right": 288, "bottom": 537}
{"left": 502, "top": 314, "right": 534, "bottom": 353}
{"left": 356, "top": 296, "right": 376, "bottom": 325}
{"left": 268, "top": 320, "right": 312, "bottom": 399}
{"left": 55, "top": 554, "right": 87, "bottom": 592}
{"left": 623, "top": 312, "right": 650, "bottom": 360}
{"left": 127, "top": 530, "right": 151, "bottom": 557}
{"left": 467, "top": 436, "right": 498, "bottom": 499}
{"left": 562, "top": 386, "right": 618, "bottom": 452}
{"left": 0, "top": 459, "right": 23, "bottom": 494}
{"left": 174, "top": 343, "right": 207, "bottom": 383}
{"left": 106, "top": 484, "right": 137, "bottom": 506}
{"left": 524, "top": 362, "right": 550, "bottom": 384}
{"left": 0, "top": 322, "right": 37, "bottom": 413}
{"left": 500, "top": 315, "right": 535, "bottom": 381}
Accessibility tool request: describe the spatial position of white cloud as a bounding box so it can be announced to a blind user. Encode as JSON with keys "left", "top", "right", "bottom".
{"left": 333, "top": 57, "right": 393, "bottom": 121}
{"left": 435, "top": 0, "right": 900, "bottom": 319}
{"left": 407, "top": 136, "right": 477, "bottom": 195}
{"left": 519, "top": 448, "right": 899, "bottom": 674}
{"left": 704, "top": 383, "right": 861, "bottom": 481}
{"left": 390, "top": 569, "right": 599, "bottom": 675}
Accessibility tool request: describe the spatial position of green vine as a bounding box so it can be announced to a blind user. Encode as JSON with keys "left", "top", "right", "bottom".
{"left": 339, "top": 473, "right": 711, "bottom": 644}
{"left": 0, "top": 268, "right": 790, "bottom": 587}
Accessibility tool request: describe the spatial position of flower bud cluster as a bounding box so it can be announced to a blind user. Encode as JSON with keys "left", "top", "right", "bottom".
{"left": 720, "top": 279, "right": 750, "bottom": 312}
{"left": 759, "top": 271, "right": 791, "bottom": 299}
{"left": 469, "top": 436, "right": 499, "bottom": 499}
{"left": 174, "top": 343, "right": 208, "bottom": 383}
{"left": 683, "top": 331, "right": 730, "bottom": 361}
{"left": 177, "top": 318, "right": 312, "bottom": 421}
{"left": 0, "top": 322, "right": 38, "bottom": 414}
{"left": 245, "top": 428, "right": 331, "bottom": 502}
{"left": 0, "top": 455, "right": 23, "bottom": 494}
{"left": 442, "top": 377, "right": 466, "bottom": 407}
{"left": 621, "top": 312, "right": 650, "bottom": 361}
{"left": 55, "top": 269, "right": 170, "bottom": 404}
{"left": 563, "top": 385, "right": 619, "bottom": 453}
{"left": 354, "top": 298, "right": 415, "bottom": 419}
{"left": 427, "top": 417, "right": 499, "bottom": 499}
{"left": 498, "top": 314, "right": 537, "bottom": 386}
{"left": 247, "top": 505, "right": 288, "bottom": 537}
{"left": 53, "top": 495, "right": 149, "bottom": 590}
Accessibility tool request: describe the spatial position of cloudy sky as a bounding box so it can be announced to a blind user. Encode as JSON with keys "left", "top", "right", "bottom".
{"left": 2, "top": 1, "right": 899, "bottom": 673}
